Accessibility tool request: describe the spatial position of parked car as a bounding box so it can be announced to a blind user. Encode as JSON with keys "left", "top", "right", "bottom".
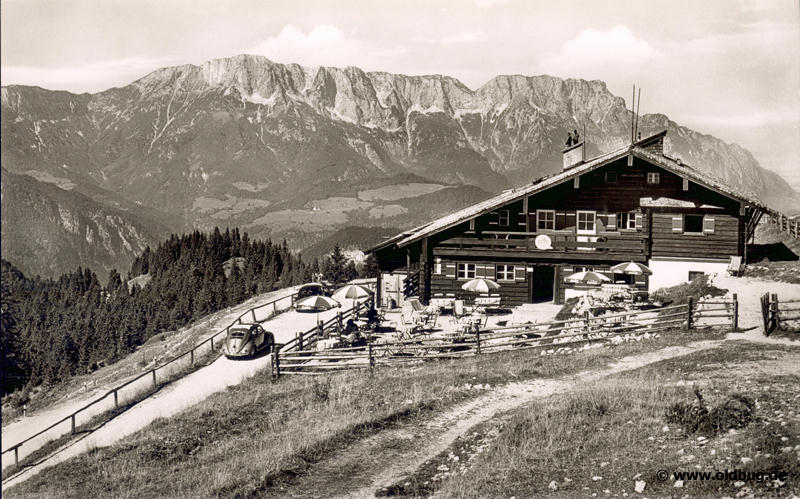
{"left": 297, "top": 282, "right": 328, "bottom": 300}
{"left": 223, "top": 323, "right": 274, "bottom": 359}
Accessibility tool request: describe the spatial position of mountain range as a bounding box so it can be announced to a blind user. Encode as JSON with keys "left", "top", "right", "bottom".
{"left": 3, "top": 54, "right": 799, "bottom": 278}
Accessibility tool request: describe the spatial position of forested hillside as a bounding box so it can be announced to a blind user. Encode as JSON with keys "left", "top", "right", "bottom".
{"left": 0, "top": 228, "right": 340, "bottom": 397}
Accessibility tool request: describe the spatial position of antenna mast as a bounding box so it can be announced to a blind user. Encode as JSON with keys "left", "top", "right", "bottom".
{"left": 634, "top": 87, "right": 641, "bottom": 141}
{"left": 630, "top": 85, "right": 636, "bottom": 143}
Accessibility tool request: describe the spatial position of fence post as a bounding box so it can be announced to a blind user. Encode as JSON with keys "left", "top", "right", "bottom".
{"left": 272, "top": 350, "right": 280, "bottom": 378}
{"left": 152, "top": 369, "right": 157, "bottom": 388}
{"left": 476, "top": 329, "right": 482, "bottom": 355}
{"left": 190, "top": 348, "right": 194, "bottom": 366}
{"left": 337, "top": 311, "right": 343, "bottom": 330}
{"left": 14, "top": 446, "right": 18, "bottom": 467}
{"left": 297, "top": 331, "right": 303, "bottom": 351}
{"left": 772, "top": 293, "right": 780, "bottom": 331}
{"left": 251, "top": 309, "right": 257, "bottom": 322}
{"left": 113, "top": 389, "right": 119, "bottom": 409}
{"left": 761, "top": 293, "right": 770, "bottom": 336}
{"left": 584, "top": 311, "right": 590, "bottom": 334}
{"left": 687, "top": 298, "right": 694, "bottom": 330}
{"left": 71, "top": 414, "right": 76, "bottom": 435}
{"left": 210, "top": 336, "right": 214, "bottom": 351}
{"left": 368, "top": 343, "right": 374, "bottom": 369}
{"left": 732, "top": 294, "right": 739, "bottom": 330}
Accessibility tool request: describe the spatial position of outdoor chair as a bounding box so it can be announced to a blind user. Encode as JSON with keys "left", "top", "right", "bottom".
{"left": 727, "top": 256, "right": 745, "bottom": 277}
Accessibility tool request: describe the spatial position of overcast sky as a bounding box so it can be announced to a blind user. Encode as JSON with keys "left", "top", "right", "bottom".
{"left": 2, "top": 0, "right": 798, "bottom": 187}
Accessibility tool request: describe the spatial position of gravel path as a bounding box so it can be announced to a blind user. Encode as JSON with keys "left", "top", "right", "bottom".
{"left": 2, "top": 301, "right": 347, "bottom": 489}
{"left": 711, "top": 273, "right": 800, "bottom": 343}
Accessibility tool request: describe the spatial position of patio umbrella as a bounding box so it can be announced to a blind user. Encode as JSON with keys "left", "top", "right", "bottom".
{"left": 295, "top": 295, "right": 340, "bottom": 313}
{"left": 332, "top": 284, "right": 374, "bottom": 311}
{"left": 461, "top": 278, "right": 501, "bottom": 294}
{"left": 610, "top": 261, "right": 653, "bottom": 275}
{"left": 565, "top": 271, "right": 611, "bottom": 285}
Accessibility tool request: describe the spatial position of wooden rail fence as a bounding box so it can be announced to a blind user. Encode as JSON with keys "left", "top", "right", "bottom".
{"left": 769, "top": 213, "right": 800, "bottom": 240}
{"left": 2, "top": 288, "right": 301, "bottom": 469}
{"left": 761, "top": 293, "right": 800, "bottom": 336}
{"left": 275, "top": 297, "right": 739, "bottom": 376}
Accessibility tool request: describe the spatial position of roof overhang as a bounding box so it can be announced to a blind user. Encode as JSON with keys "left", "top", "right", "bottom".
{"left": 370, "top": 130, "right": 778, "bottom": 253}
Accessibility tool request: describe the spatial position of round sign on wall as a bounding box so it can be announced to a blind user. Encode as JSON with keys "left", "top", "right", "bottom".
{"left": 534, "top": 234, "right": 552, "bottom": 250}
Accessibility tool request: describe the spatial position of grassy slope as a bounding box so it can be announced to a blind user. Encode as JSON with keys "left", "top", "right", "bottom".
{"left": 437, "top": 341, "right": 800, "bottom": 499}
{"left": 5, "top": 328, "right": 724, "bottom": 499}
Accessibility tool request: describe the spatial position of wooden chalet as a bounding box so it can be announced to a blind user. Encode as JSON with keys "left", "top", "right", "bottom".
{"left": 368, "top": 131, "right": 774, "bottom": 306}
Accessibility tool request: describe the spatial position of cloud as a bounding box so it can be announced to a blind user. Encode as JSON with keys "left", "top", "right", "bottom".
{"left": 544, "top": 25, "right": 657, "bottom": 70}
{"left": 1, "top": 57, "right": 170, "bottom": 93}
{"left": 247, "top": 25, "right": 363, "bottom": 68}
{"left": 474, "top": 0, "right": 511, "bottom": 8}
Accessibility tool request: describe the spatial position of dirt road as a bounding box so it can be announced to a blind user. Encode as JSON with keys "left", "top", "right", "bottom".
{"left": 2, "top": 301, "right": 347, "bottom": 488}
{"left": 254, "top": 340, "right": 723, "bottom": 499}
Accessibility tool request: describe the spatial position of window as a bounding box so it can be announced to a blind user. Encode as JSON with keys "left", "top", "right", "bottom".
{"left": 688, "top": 271, "right": 705, "bottom": 282}
{"left": 457, "top": 263, "right": 476, "bottom": 280}
{"left": 577, "top": 211, "right": 596, "bottom": 231}
{"left": 684, "top": 215, "right": 704, "bottom": 233}
{"left": 616, "top": 212, "right": 637, "bottom": 230}
{"left": 496, "top": 264, "right": 515, "bottom": 281}
{"left": 498, "top": 210, "right": 510, "bottom": 227}
{"left": 647, "top": 172, "right": 660, "bottom": 184}
{"left": 434, "top": 258, "right": 442, "bottom": 275}
{"left": 536, "top": 210, "right": 555, "bottom": 231}
{"left": 605, "top": 171, "right": 618, "bottom": 183}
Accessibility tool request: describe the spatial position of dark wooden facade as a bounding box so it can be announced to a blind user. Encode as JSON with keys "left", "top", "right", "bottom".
{"left": 371, "top": 132, "right": 766, "bottom": 306}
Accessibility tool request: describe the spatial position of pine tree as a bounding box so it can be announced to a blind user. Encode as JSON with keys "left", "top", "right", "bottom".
{"left": 325, "top": 245, "right": 349, "bottom": 285}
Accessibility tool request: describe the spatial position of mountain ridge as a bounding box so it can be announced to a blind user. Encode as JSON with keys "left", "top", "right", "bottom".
{"left": 3, "top": 53, "right": 799, "bottom": 277}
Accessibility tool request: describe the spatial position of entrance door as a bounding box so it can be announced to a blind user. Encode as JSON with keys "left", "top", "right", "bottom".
{"left": 529, "top": 266, "right": 555, "bottom": 303}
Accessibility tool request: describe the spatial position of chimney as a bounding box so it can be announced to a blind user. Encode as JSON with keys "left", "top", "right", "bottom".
{"left": 634, "top": 130, "right": 667, "bottom": 155}
{"left": 562, "top": 141, "right": 585, "bottom": 170}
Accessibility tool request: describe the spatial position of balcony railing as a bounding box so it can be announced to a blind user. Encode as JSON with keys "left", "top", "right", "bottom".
{"left": 435, "top": 231, "right": 647, "bottom": 261}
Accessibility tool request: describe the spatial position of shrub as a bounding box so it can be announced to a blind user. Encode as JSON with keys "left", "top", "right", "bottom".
{"left": 664, "top": 388, "right": 754, "bottom": 435}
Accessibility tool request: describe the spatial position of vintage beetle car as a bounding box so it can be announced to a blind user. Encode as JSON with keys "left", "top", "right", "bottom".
{"left": 223, "top": 323, "right": 275, "bottom": 359}
{"left": 296, "top": 282, "right": 332, "bottom": 300}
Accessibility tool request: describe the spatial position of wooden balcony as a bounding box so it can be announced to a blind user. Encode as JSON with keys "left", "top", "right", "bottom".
{"left": 434, "top": 231, "right": 648, "bottom": 262}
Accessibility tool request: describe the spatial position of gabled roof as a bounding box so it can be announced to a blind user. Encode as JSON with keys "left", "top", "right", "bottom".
{"left": 369, "top": 131, "right": 775, "bottom": 252}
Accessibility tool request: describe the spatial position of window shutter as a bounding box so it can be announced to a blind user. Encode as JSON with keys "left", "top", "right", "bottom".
{"left": 475, "top": 264, "right": 486, "bottom": 278}
{"left": 445, "top": 263, "right": 456, "bottom": 278}
{"left": 607, "top": 214, "right": 617, "bottom": 230}
{"left": 565, "top": 212, "right": 576, "bottom": 230}
{"left": 485, "top": 264, "right": 496, "bottom": 280}
{"left": 514, "top": 266, "right": 526, "bottom": 282}
{"left": 635, "top": 213, "right": 643, "bottom": 230}
{"left": 555, "top": 212, "right": 567, "bottom": 230}
{"left": 672, "top": 216, "right": 683, "bottom": 233}
{"left": 703, "top": 216, "right": 715, "bottom": 234}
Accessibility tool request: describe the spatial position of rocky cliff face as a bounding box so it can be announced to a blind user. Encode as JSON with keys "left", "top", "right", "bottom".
{"left": 0, "top": 169, "right": 168, "bottom": 280}
{"left": 2, "top": 54, "right": 798, "bottom": 276}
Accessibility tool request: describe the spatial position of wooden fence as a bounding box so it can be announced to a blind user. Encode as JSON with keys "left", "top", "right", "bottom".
{"left": 275, "top": 297, "right": 739, "bottom": 376}
{"left": 769, "top": 213, "right": 800, "bottom": 240}
{"left": 761, "top": 293, "right": 800, "bottom": 336}
{"left": 689, "top": 295, "right": 739, "bottom": 330}
{"left": 2, "top": 288, "right": 300, "bottom": 470}
{"left": 273, "top": 297, "right": 376, "bottom": 375}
